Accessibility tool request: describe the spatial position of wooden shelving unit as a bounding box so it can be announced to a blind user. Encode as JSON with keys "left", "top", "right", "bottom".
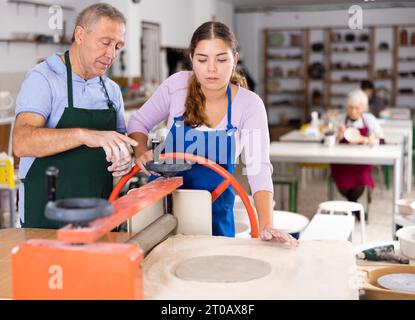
{"left": 395, "top": 25, "right": 415, "bottom": 108}
{"left": 263, "top": 24, "right": 415, "bottom": 138}
{"left": 263, "top": 28, "right": 309, "bottom": 139}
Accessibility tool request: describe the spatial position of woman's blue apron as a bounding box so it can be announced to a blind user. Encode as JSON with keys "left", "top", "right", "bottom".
{"left": 151, "top": 85, "right": 237, "bottom": 237}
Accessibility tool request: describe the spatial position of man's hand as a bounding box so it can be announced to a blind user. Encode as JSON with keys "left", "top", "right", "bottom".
{"left": 81, "top": 129, "right": 138, "bottom": 164}
{"left": 108, "top": 158, "right": 133, "bottom": 177}
{"left": 107, "top": 143, "right": 133, "bottom": 177}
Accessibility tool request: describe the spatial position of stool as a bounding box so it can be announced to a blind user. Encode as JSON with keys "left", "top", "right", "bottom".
{"left": 317, "top": 200, "right": 366, "bottom": 243}
{"left": 273, "top": 177, "right": 298, "bottom": 213}
{"left": 300, "top": 214, "right": 355, "bottom": 241}
{"left": 327, "top": 176, "right": 371, "bottom": 220}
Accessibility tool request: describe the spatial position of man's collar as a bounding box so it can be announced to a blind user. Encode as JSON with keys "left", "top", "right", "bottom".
{"left": 47, "top": 52, "right": 101, "bottom": 83}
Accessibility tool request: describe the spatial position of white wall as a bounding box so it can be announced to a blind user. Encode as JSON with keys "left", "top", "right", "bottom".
{"left": 217, "top": 1, "right": 234, "bottom": 30}
{"left": 103, "top": 0, "right": 232, "bottom": 79}
{"left": 0, "top": 0, "right": 95, "bottom": 74}
{"left": 0, "top": 0, "right": 234, "bottom": 79}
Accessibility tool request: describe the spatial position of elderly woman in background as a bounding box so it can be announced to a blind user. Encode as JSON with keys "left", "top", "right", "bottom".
{"left": 330, "top": 89, "right": 385, "bottom": 218}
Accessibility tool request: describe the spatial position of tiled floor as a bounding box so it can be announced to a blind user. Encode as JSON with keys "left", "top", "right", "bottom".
{"left": 234, "top": 163, "right": 415, "bottom": 246}
{"left": 292, "top": 167, "right": 396, "bottom": 245}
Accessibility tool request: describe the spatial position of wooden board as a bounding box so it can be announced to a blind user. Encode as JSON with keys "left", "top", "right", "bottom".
{"left": 0, "top": 228, "right": 131, "bottom": 299}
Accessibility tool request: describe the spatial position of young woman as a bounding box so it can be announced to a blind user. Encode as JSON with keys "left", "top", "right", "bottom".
{"left": 128, "top": 21, "right": 298, "bottom": 246}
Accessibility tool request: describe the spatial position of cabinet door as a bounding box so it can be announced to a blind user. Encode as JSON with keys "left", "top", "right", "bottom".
{"left": 0, "top": 124, "right": 11, "bottom": 153}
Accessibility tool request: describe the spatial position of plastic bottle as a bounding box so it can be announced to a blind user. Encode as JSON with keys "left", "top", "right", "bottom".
{"left": 309, "top": 111, "right": 320, "bottom": 138}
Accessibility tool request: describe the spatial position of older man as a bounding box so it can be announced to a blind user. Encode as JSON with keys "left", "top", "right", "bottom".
{"left": 13, "top": 3, "right": 137, "bottom": 228}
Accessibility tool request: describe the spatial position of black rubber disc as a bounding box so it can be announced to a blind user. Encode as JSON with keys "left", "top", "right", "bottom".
{"left": 45, "top": 198, "right": 113, "bottom": 227}
{"left": 146, "top": 161, "right": 192, "bottom": 177}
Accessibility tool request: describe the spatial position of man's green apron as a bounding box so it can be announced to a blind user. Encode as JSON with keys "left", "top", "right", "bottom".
{"left": 22, "top": 51, "right": 117, "bottom": 229}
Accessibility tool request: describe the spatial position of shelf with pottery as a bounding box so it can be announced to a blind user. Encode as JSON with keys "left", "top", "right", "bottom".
{"left": 263, "top": 24, "right": 415, "bottom": 138}
{"left": 325, "top": 27, "right": 374, "bottom": 109}
{"left": 331, "top": 67, "right": 370, "bottom": 71}
{"left": 263, "top": 28, "right": 309, "bottom": 132}
{"left": 330, "top": 80, "right": 367, "bottom": 84}
{"left": 330, "top": 50, "right": 370, "bottom": 54}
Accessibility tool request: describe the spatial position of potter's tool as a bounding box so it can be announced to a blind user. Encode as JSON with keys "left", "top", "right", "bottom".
{"left": 145, "top": 139, "right": 192, "bottom": 177}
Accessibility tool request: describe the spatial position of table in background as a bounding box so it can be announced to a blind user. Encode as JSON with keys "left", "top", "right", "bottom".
{"left": 269, "top": 142, "right": 404, "bottom": 239}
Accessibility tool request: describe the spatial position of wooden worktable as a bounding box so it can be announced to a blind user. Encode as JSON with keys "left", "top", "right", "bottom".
{"left": 1, "top": 229, "right": 359, "bottom": 300}
{"left": 0, "top": 228, "right": 131, "bottom": 299}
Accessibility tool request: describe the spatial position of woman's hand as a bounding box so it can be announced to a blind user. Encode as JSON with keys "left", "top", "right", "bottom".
{"left": 135, "top": 149, "right": 154, "bottom": 176}
{"left": 353, "top": 134, "right": 366, "bottom": 145}
{"left": 81, "top": 130, "right": 138, "bottom": 162}
{"left": 260, "top": 227, "right": 299, "bottom": 247}
{"left": 367, "top": 134, "right": 380, "bottom": 146}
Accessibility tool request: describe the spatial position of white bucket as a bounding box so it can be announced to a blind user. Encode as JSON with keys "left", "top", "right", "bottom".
{"left": 272, "top": 211, "right": 310, "bottom": 235}
{"left": 234, "top": 195, "right": 254, "bottom": 210}
{"left": 396, "top": 226, "right": 415, "bottom": 260}
{"left": 234, "top": 207, "right": 253, "bottom": 225}
{"left": 235, "top": 221, "right": 251, "bottom": 238}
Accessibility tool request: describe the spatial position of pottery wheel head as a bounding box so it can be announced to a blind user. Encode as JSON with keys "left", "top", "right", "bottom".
{"left": 175, "top": 255, "right": 272, "bottom": 283}
{"left": 377, "top": 273, "right": 415, "bottom": 293}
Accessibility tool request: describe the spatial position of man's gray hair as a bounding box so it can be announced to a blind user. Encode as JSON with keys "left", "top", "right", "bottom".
{"left": 72, "top": 3, "right": 126, "bottom": 42}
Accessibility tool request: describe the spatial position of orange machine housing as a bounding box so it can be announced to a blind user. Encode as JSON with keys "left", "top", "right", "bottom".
{"left": 11, "top": 177, "right": 183, "bottom": 300}
{"left": 12, "top": 240, "right": 143, "bottom": 300}
{"left": 11, "top": 155, "right": 258, "bottom": 300}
